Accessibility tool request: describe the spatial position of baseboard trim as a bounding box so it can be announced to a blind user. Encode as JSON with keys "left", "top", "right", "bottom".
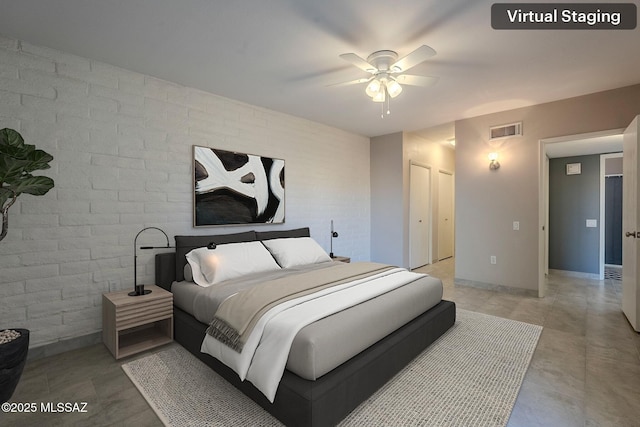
{"left": 549, "top": 269, "right": 600, "bottom": 280}
{"left": 27, "top": 331, "right": 103, "bottom": 361}
{"left": 454, "top": 278, "right": 538, "bottom": 298}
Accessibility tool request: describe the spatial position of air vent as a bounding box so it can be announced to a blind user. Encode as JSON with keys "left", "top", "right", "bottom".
{"left": 489, "top": 122, "right": 522, "bottom": 140}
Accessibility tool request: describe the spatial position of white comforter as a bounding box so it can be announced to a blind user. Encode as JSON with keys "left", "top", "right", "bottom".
{"left": 200, "top": 267, "right": 425, "bottom": 402}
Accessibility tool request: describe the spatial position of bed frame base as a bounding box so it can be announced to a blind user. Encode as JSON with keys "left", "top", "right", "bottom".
{"left": 173, "top": 299, "right": 456, "bottom": 426}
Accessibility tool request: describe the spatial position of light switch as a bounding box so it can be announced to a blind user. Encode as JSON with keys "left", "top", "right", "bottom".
{"left": 586, "top": 219, "right": 597, "bottom": 228}
{"left": 513, "top": 221, "right": 520, "bottom": 231}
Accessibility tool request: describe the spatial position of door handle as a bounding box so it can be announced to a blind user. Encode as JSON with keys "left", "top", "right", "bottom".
{"left": 626, "top": 231, "right": 637, "bottom": 238}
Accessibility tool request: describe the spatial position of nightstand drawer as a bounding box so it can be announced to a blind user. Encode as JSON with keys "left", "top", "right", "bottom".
{"left": 116, "top": 309, "right": 173, "bottom": 330}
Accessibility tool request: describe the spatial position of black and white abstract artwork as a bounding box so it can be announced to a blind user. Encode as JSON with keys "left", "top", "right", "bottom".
{"left": 193, "top": 146, "right": 285, "bottom": 226}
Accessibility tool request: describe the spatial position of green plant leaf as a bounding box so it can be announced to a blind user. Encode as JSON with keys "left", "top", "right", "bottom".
{"left": 0, "top": 156, "right": 31, "bottom": 183}
{"left": 25, "top": 149, "right": 54, "bottom": 172}
{"left": 0, "top": 128, "right": 54, "bottom": 199}
{"left": 8, "top": 176, "right": 55, "bottom": 196}
{"left": 0, "top": 129, "right": 54, "bottom": 242}
{"left": 0, "top": 128, "right": 24, "bottom": 148}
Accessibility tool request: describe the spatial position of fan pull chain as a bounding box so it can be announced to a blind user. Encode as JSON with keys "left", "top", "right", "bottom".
{"left": 380, "top": 86, "right": 391, "bottom": 118}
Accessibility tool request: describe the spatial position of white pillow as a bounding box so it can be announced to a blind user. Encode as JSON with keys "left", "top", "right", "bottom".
{"left": 185, "top": 241, "right": 281, "bottom": 287}
{"left": 183, "top": 263, "right": 193, "bottom": 282}
{"left": 262, "top": 237, "right": 331, "bottom": 268}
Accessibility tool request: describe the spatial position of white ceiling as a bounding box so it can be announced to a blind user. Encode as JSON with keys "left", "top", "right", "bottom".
{"left": 1, "top": 1, "right": 639, "bottom": 138}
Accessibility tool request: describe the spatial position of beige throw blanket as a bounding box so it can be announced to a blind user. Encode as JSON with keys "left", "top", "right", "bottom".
{"left": 207, "top": 262, "right": 394, "bottom": 352}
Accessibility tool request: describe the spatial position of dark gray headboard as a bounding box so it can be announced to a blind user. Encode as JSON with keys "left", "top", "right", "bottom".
{"left": 255, "top": 227, "right": 309, "bottom": 241}
{"left": 155, "top": 227, "right": 311, "bottom": 290}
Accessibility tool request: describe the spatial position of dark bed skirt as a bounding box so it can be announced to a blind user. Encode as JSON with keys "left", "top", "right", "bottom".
{"left": 173, "top": 299, "right": 456, "bottom": 427}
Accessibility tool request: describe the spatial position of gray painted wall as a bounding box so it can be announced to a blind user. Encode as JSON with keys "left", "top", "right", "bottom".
{"left": 455, "top": 84, "right": 640, "bottom": 292}
{"left": 370, "top": 133, "right": 404, "bottom": 267}
{"left": 549, "top": 155, "right": 600, "bottom": 274}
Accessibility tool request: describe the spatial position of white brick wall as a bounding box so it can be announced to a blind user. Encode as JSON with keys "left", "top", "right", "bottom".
{"left": 0, "top": 36, "right": 371, "bottom": 348}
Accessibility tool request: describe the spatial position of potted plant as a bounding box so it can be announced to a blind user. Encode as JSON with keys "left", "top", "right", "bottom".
{"left": 0, "top": 329, "right": 29, "bottom": 403}
{"left": 1, "top": 128, "right": 55, "bottom": 241}
{"left": 0, "top": 128, "right": 54, "bottom": 402}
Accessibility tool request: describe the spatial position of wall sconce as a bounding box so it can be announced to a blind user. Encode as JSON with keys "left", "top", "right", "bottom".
{"left": 330, "top": 220, "right": 339, "bottom": 258}
{"left": 488, "top": 152, "right": 500, "bottom": 170}
{"left": 131, "top": 227, "right": 174, "bottom": 296}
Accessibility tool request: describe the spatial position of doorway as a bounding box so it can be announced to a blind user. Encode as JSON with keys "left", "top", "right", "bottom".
{"left": 538, "top": 128, "right": 624, "bottom": 297}
{"left": 602, "top": 153, "right": 623, "bottom": 280}
{"left": 604, "top": 175, "right": 623, "bottom": 265}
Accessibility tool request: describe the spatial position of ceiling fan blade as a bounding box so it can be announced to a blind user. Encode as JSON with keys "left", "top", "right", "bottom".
{"left": 391, "top": 45, "right": 436, "bottom": 73}
{"left": 327, "top": 76, "right": 373, "bottom": 87}
{"left": 394, "top": 74, "right": 439, "bottom": 87}
{"left": 339, "top": 53, "right": 377, "bottom": 73}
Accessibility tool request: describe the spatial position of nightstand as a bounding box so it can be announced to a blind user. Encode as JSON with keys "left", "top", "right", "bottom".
{"left": 331, "top": 256, "right": 351, "bottom": 263}
{"left": 102, "top": 285, "right": 173, "bottom": 359}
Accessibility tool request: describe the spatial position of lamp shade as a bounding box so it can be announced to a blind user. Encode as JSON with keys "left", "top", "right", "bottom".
{"left": 365, "top": 78, "right": 382, "bottom": 98}
{"left": 386, "top": 80, "right": 403, "bottom": 98}
{"left": 372, "top": 88, "right": 386, "bottom": 103}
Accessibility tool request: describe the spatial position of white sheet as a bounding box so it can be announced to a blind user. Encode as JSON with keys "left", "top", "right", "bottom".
{"left": 200, "top": 267, "right": 426, "bottom": 402}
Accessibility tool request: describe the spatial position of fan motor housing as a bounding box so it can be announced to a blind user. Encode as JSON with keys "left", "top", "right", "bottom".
{"left": 366, "top": 50, "right": 399, "bottom": 72}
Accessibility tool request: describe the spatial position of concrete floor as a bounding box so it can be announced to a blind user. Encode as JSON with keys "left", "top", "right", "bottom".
{"left": 417, "top": 258, "right": 640, "bottom": 427}
{"left": 3, "top": 258, "right": 639, "bottom": 426}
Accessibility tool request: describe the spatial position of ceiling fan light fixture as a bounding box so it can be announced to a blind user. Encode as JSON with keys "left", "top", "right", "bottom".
{"left": 372, "top": 88, "right": 386, "bottom": 103}
{"left": 386, "top": 80, "right": 403, "bottom": 98}
{"left": 338, "top": 45, "right": 437, "bottom": 115}
{"left": 365, "top": 78, "right": 382, "bottom": 98}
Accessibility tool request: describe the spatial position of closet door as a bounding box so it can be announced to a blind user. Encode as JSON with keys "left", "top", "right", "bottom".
{"left": 410, "top": 164, "right": 431, "bottom": 269}
{"left": 438, "top": 171, "right": 454, "bottom": 260}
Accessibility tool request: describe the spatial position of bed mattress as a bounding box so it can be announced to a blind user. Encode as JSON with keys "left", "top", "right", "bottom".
{"left": 172, "top": 261, "right": 443, "bottom": 380}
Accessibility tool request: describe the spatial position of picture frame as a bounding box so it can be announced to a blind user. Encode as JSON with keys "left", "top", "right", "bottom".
{"left": 193, "top": 146, "right": 285, "bottom": 226}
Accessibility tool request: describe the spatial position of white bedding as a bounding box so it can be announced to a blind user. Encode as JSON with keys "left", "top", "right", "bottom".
{"left": 200, "top": 267, "right": 426, "bottom": 402}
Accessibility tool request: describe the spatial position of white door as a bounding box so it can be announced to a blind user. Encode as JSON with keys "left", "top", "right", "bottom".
{"left": 438, "top": 171, "right": 454, "bottom": 260}
{"left": 622, "top": 116, "right": 640, "bottom": 331}
{"left": 410, "top": 164, "right": 430, "bottom": 269}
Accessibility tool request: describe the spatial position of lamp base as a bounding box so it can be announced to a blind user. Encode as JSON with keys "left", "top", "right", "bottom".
{"left": 128, "top": 285, "right": 152, "bottom": 296}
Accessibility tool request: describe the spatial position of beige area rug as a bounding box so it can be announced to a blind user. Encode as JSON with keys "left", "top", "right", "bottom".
{"left": 122, "top": 309, "right": 542, "bottom": 427}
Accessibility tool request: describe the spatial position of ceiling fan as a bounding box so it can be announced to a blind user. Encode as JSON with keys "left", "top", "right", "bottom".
{"left": 333, "top": 45, "right": 438, "bottom": 116}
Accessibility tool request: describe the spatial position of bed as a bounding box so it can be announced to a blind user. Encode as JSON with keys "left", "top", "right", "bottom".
{"left": 154, "top": 227, "right": 456, "bottom": 426}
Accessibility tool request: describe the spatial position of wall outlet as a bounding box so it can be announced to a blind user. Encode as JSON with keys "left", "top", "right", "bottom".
{"left": 490, "top": 256, "right": 497, "bottom": 265}
{"left": 108, "top": 279, "right": 120, "bottom": 292}
{"left": 513, "top": 221, "right": 520, "bottom": 231}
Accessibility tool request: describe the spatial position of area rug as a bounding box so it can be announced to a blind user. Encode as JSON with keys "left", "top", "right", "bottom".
{"left": 122, "top": 309, "right": 542, "bottom": 427}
